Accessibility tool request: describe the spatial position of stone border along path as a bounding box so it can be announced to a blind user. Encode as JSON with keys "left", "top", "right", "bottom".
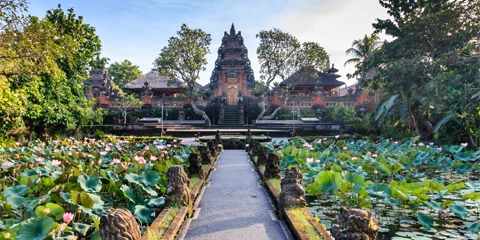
{"left": 179, "top": 150, "right": 293, "bottom": 240}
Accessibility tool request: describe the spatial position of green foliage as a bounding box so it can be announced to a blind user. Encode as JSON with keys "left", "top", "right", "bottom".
{"left": 322, "top": 104, "right": 360, "bottom": 124}
{"left": 344, "top": 33, "right": 381, "bottom": 78}
{"left": 16, "top": 217, "right": 53, "bottom": 240}
{"left": 155, "top": 24, "right": 211, "bottom": 125}
{"left": 108, "top": 59, "right": 143, "bottom": 87}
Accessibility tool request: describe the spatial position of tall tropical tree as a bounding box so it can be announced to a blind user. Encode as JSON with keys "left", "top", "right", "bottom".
{"left": 108, "top": 59, "right": 143, "bottom": 87}
{"left": 155, "top": 24, "right": 212, "bottom": 126}
{"left": 344, "top": 33, "right": 381, "bottom": 79}
{"left": 256, "top": 28, "right": 330, "bottom": 120}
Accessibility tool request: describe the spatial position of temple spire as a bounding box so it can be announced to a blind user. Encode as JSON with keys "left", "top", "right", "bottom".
{"left": 230, "top": 23, "right": 236, "bottom": 35}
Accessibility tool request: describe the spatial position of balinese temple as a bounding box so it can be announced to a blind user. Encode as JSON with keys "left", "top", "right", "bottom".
{"left": 84, "top": 69, "right": 113, "bottom": 109}
{"left": 206, "top": 24, "right": 256, "bottom": 105}
{"left": 272, "top": 64, "right": 372, "bottom": 110}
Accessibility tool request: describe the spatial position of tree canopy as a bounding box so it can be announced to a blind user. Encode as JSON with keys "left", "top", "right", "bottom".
{"left": 155, "top": 24, "right": 212, "bottom": 125}
{"left": 108, "top": 59, "right": 143, "bottom": 87}
{"left": 362, "top": 0, "right": 480, "bottom": 145}
{"left": 0, "top": 3, "right": 103, "bottom": 137}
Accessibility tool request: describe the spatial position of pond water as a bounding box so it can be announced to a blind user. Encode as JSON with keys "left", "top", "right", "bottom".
{"left": 307, "top": 199, "right": 480, "bottom": 240}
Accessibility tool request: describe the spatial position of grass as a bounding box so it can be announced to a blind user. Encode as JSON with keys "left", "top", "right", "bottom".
{"left": 289, "top": 207, "right": 324, "bottom": 240}
{"left": 258, "top": 164, "right": 265, "bottom": 173}
{"left": 267, "top": 178, "right": 281, "bottom": 193}
{"left": 143, "top": 206, "right": 180, "bottom": 239}
{"left": 189, "top": 176, "right": 200, "bottom": 190}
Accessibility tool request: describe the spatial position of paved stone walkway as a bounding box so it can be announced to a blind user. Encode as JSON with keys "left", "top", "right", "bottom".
{"left": 181, "top": 150, "right": 292, "bottom": 240}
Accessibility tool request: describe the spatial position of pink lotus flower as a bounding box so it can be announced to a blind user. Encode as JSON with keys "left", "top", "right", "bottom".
{"left": 53, "top": 140, "right": 59, "bottom": 144}
{"left": 99, "top": 151, "right": 107, "bottom": 156}
{"left": 137, "top": 158, "right": 146, "bottom": 164}
{"left": 343, "top": 147, "right": 347, "bottom": 150}
{"left": 51, "top": 160, "right": 61, "bottom": 167}
{"left": 310, "top": 147, "right": 314, "bottom": 150}
{"left": 150, "top": 156, "right": 158, "bottom": 161}
{"left": 97, "top": 159, "right": 102, "bottom": 165}
{"left": 162, "top": 150, "right": 168, "bottom": 154}
{"left": 105, "top": 146, "right": 111, "bottom": 152}
{"left": 167, "top": 144, "right": 172, "bottom": 148}
{"left": 63, "top": 212, "right": 74, "bottom": 223}
{"left": 113, "top": 158, "right": 121, "bottom": 164}
{"left": 2, "top": 162, "right": 12, "bottom": 167}
{"left": 323, "top": 138, "right": 327, "bottom": 140}
{"left": 157, "top": 145, "right": 166, "bottom": 150}
{"left": 429, "top": 142, "right": 434, "bottom": 146}
{"left": 437, "top": 147, "right": 442, "bottom": 151}
{"left": 461, "top": 142, "right": 468, "bottom": 147}
{"left": 37, "top": 147, "right": 42, "bottom": 152}
{"left": 372, "top": 154, "right": 378, "bottom": 158}
{"left": 41, "top": 142, "right": 46, "bottom": 146}
{"left": 54, "top": 149, "right": 59, "bottom": 153}
{"left": 412, "top": 144, "right": 417, "bottom": 147}
{"left": 306, "top": 158, "right": 313, "bottom": 163}
{"left": 393, "top": 141, "right": 398, "bottom": 144}
{"left": 315, "top": 159, "right": 320, "bottom": 163}
{"left": 15, "top": 142, "right": 21, "bottom": 146}
{"left": 72, "top": 145, "right": 78, "bottom": 149}
{"left": 351, "top": 157, "right": 358, "bottom": 160}
{"left": 35, "top": 157, "right": 43, "bottom": 163}
{"left": 68, "top": 152, "right": 72, "bottom": 156}
{"left": 335, "top": 135, "right": 340, "bottom": 139}
{"left": 181, "top": 140, "right": 185, "bottom": 144}
{"left": 418, "top": 142, "right": 425, "bottom": 146}
{"left": 145, "top": 146, "right": 150, "bottom": 150}
{"left": 317, "top": 139, "right": 322, "bottom": 143}
{"left": 173, "top": 139, "right": 177, "bottom": 143}
{"left": 302, "top": 142, "right": 311, "bottom": 148}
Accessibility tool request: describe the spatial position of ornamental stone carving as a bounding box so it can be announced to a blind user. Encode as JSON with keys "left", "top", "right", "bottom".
{"left": 100, "top": 208, "right": 141, "bottom": 240}
{"left": 198, "top": 146, "right": 213, "bottom": 164}
{"left": 166, "top": 165, "right": 191, "bottom": 206}
{"left": 330, "top": 207, "right": 379, "bottom": 240}
{"left": 264, "top": 152, "right": 280, "bottom": 179}
{"left": 188, "top": 152, "right": 205, "bottom": 178}
{"left": 256, "top": 146, "right": 268, "bottom": 165}
{"left": 279, "top": 167, "right": 306, "bottom": 209}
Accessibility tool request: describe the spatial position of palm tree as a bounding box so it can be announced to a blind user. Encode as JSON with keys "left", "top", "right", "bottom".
{"left": 344, "top": 34, "right": 381, "bottom": 79}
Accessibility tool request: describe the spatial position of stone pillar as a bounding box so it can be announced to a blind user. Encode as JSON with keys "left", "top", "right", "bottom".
{"left": 279, "top": 167, "right": 306, "bottom": 209}
{"left": 166, "top": 165, "right": 191, "bottom": 206}
{"left": 100, "top": 208, "right": 141, "bottom": 240}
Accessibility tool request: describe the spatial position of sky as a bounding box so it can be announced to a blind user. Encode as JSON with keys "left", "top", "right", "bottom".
{"left": 28, "top": 0, "right": 392, "bottom": 87}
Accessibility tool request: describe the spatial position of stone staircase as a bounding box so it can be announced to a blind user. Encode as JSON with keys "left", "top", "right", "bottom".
{"left": 219, "top": 106, "right": 242, "bottom": 126}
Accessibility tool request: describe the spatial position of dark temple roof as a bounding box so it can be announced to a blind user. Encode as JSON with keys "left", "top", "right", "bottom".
{"left": 280, "top": 68, "right": 345, "bottom": 87}
{"left": 123, "top": 70, "right": 184, "bottom": 90}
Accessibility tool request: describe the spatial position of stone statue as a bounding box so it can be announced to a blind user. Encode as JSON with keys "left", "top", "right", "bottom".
{"left": 100, "top": 208, "right": 141, "bottom": 240}
{"left": 188, "top": 152, "right": 205, "bottom": 178}
{"left": 198, "top": 146, "right": 212, "bottom": 164}
{"left": 330, "top": 207, "right": 379, "bottom": 240}
{"left": 264, "top": 152, "right": 280, "bottom": 179}
{"left": 257, "top": 146, "right": 268, "bottom": 165}
{"left": 166, "top": 165, "right": 191, "bottom": 206}
{"left": 207, "top": 140, "right": 217, "bottom": 157}
{"left": 279, "top": 167, "right": 306, "bottom": 209}
{"left": 215, "top": 130, "right": 222, "bottom": 145}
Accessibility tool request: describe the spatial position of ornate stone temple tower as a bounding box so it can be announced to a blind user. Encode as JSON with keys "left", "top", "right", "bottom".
{"left": 208, "top": 24, "right": 256, "bottom": 105}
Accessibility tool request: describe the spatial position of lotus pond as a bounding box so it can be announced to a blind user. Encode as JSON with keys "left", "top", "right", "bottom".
{"left": 0, "top": 136, "right": 196, "bottom": 239}
{"left": 267, "top": 137, "right": 480, "bottom": 240}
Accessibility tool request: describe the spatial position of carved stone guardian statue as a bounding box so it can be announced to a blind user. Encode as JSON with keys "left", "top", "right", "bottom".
{"left": 207, "top": 140, "right": 217, "bottom": 157}
{"left": 166, "top": 165, "right": 191, "bottom": 206}
{"left": 279, "top": 167, "right": 306, "bottom": 208}
{"left": 188, "top": 152, "right": 205, "bottom": 178}
{"left": 256, "top": 146, "right": 268, "bottom": 165}
{"left": 264, "top": 152, "right": 280, "bottom": 179}
{"left": 198, "top": 145, "right": 212, "bottom": 164}
{"left": 100, "top": 208, "right": 141, "bottom": 240}
{"left": 330, "top": 207, "right": 379, "bottom": 240}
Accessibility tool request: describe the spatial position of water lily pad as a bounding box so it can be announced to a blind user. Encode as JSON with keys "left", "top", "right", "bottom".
{"left": 72, "top": 223, "right": 90, "bottom": 236}
{"left": 418, "top": 212, "right": 434, "bottom": 230}
{"left": 140, "top": 171, "right": 160, "bottom": 187}
{"left": 366, "top": 183, "right": 392, "bottom": 199}
{"left": 424, "top": 201, "right": 443, "bottom": 210}
{"left": 316, "top": 171, "right": 342, "bottom": 195}
{"left": 120, "top": 184, "right": 136, "bottom": 203}
{"left": 78, "top": 174, "right": 102, "bottom": 193}
{"left": 467, "top": 222, "right": 480, "bottom": 233}
{"left": 449, "top": 204, "right": 470, "bottom": 218}
{"left": 16, "top": 217, "right": 53, "bottom": 240}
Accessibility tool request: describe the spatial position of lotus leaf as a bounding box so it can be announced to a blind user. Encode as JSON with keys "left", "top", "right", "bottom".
{"left": 366, "top": 183, "right": 392, "bottom": 199}
{"left": 124, "top": 173, "right": 141, "bottom": 184}
{"left": 105, "top": 171, "right": 119, "bottom": 181}
{"left": 121, "top": 184, "right": 136, "bottom": 203}
{"left": 456, "top": 164, "right": 469, "bottom": 174}
{"left": 78, "top": 174, "right": 102, "bottom": 193}
{"left": 16, "top": 217, "right": 53, "bottom": 240}
{"left": 147, "top": 197, "right": 165, "bottom": 207}
{"left": 454, "top": 152, "right": 476, "bottom": 162}
{"left": 466, "top": 181, "right": 480, "bottom": 190}
{"left": 140, "top": 171, "right": 161, "bottom": 187}
{"left": 71, "top": 190, "right": 94, "bottom": 208}
{"left": 35, "top": 203, "right": 65, "bottom": 221}
{"left": 445, "top": 145, "right": 463, "bottom": 153}
{"left": 3, "top": 185, "right": 28, "bottom": 197}
{"left": 462, "top": 192, "right": 480, "bottom": 201}
{"left": 449, "top": 204, "right": 470, "bottom": 218}
{"left": 316, "top": 171, "right": 342, "bottom": 195}
{"left": 417, "top": 212, "right": 434, "bottom": 230}
{"left": 468, "top": 222, "right": 480, "bottom": 233}
{"left": 342, "top": 172, "right": 364, "bottom": 193}
{"left": 73, "top": 223, "right": 91, "bottom": 236}
{"left": 134, "top": 205, "right": 152, "bottom": 223}
{"left": 424, "top": 201, "right": 443, "bottom": 210}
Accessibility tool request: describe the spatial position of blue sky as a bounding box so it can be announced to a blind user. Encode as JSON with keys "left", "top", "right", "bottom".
{"left": 28, "top": 0, "right": 391, "bottom": 86}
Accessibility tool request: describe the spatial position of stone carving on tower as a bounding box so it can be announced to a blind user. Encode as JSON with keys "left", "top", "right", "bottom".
{"left": 207, "top": 23, "right": 256, "bottom": 105}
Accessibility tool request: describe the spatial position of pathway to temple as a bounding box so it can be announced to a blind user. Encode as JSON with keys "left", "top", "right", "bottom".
{"left": 179, "top": 150, "right": 293, "bottom": 240}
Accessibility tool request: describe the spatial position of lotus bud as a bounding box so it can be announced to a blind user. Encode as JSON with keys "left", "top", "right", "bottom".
{"left": 44, "top": 208, "right": 51, "bottom": 215}
{"left": 4, "top": 233, "right": 10, "bottom": 239}
{"left": 358, "top": 166, "right": 363, "bottom": 170}
{"left": 374, "top": 170, "right": 378, "bottom": 175}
